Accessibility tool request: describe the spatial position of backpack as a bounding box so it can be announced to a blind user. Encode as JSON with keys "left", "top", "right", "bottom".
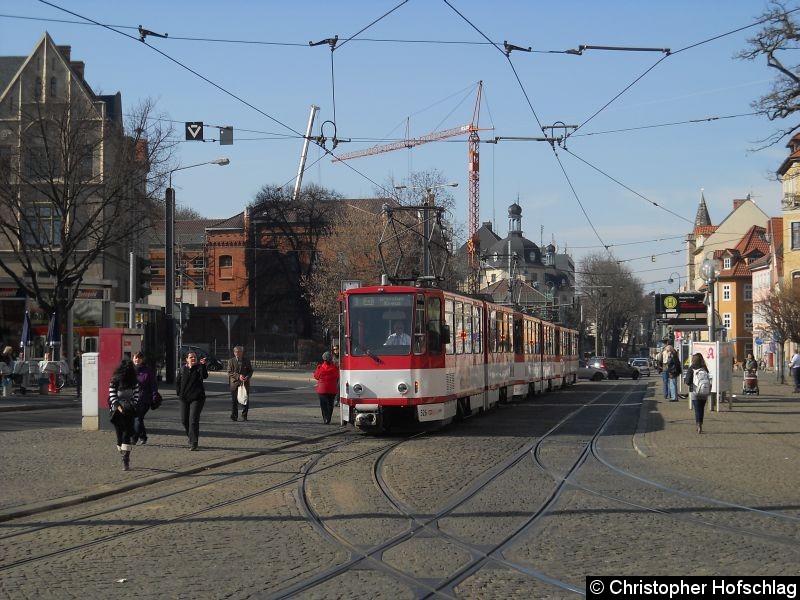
{"left": 667, "top": 353, "right": 681, "bottom": 376}
{"left": 692, "top": 369, "right": 711, "bottom": 397}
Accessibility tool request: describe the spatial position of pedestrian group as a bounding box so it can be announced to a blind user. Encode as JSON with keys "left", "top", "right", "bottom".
{"left": 106, "top": 343, "right": 344, "bottom": 471}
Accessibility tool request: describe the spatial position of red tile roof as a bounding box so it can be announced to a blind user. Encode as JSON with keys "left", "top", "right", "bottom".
{"left": 694, "top": 225, "right": 717, "bottom": 236}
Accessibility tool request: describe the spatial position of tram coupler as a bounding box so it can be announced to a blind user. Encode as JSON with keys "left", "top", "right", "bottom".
{"left": 354, "top": 408, "right": 384, "bottom": 432}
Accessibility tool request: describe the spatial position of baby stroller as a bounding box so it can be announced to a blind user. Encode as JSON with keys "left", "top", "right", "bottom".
{"left": 742, "top": 369, "right": 759, "bottom": 395}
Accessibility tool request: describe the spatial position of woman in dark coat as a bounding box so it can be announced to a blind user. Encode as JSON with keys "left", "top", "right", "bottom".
{"left": 132, "top": 351, "right": 159, "bottom": 445}
{"left": 108, "top": 360, "right": 138, "bottom": 471}
{"left": 176, "top": 351, "right": 208, "bottom": 450}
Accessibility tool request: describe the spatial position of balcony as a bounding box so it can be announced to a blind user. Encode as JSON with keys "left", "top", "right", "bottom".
{"left": 782, "top": 193, "right": 800, "bottom": 210}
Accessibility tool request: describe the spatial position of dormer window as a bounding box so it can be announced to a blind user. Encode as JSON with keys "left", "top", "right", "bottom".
{"left": 723, "top": 257, "right": 731, "bottom": 270}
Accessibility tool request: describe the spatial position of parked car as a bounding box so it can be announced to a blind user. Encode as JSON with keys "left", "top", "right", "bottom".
{"left": 588, "top": 356, "right": 640, "bottom": 380}
{"left": 577, "top": 360, "right": 607, "bottom": 381}
{"left": 179, "top": 345, "right": 224, "bottom": 371}
{"left": 630, "top": 358, "right": 650, "bottom": 376}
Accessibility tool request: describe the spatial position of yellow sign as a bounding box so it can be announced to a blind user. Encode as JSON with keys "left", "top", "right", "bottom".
{"left": 663, "top": 295, "right": 678, "bottom": 310}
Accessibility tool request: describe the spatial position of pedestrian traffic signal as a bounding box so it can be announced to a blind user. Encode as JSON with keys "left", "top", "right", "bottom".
{"left": 137, "top": 257, "right": 152, "bottom": 301}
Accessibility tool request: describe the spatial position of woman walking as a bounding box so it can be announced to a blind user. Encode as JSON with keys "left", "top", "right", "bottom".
{"left": 684, "top": 352, "right": 711, "bottom": 434}
{"left": 132, "top": 351, "right": 159, "bottom": 445}
{"left": 108, "top": 360, "right": 139, "bottom": 470}
{"left": 313, "top": 351, "right": 339, "bottom": 424}
{"left": 176, "top": 351, "right": 208, "bottom": 450}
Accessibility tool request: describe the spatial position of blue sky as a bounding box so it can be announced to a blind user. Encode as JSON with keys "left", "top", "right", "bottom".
{"left": 1, "top": 1, "right": 792, "bottom": 290}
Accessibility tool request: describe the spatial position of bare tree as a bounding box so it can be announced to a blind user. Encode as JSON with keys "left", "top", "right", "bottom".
{"left": 0, "top": 96, "right": 174, "bottom": 356}
{"left": 738, "top": 1, "right": 800, "bottom": 145}
{"left": 578, "top": 253, "right": 645, "bottom": 357}
{"left": 756, "top": 287, "right": 800, "bottom": 382}
{"left": 302, "top": 200, "right": 387, "bottom": 333}
{"left": 250, "top": 183, "right": 337, "bottom": 338}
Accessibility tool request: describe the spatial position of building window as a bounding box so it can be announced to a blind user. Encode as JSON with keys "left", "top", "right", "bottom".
{"left": 723, "top": 313, "right": 731, "bottom": 329}
{"left": 34, "top": 77, "right": 42, "bottom": 101}
{"left": 744, "top": 312, "right": 753, "bottom": 329}
{"left": 722, "top": 284, "right": 731, "bottom": 301}
{"left": 219, "top": 255, "right": 232, "bottom": 279}
{"left": 490, "top": 273, "right": 496, "bottom": 283}
{"left": 22, "top": 203, "right": 62, "bottom": 247}
{"left": 49, "top": 77, "right": 57, "bottom": 97}
{"left": 221, "top": 292, "right": 231, "bottom": 303}
{"left": 723, "top": 257, "right": 731, "bottom": 269}
{"left": 793, "top": 222, "right": 800, "bottom": 250}
{"left": 743, "top": 284, "right": 752, "bottom": 301}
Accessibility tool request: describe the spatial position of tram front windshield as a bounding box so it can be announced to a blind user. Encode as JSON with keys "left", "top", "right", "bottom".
{"left": 348, "top": 294, "right": 413, "bottom": 356}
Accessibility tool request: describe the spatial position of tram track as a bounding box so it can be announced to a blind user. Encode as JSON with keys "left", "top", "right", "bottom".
{"left": 0, "top": 431, "right": 407, "bottom": 572}
{"left": 273, "top": 383, "right": 634, "bottom": 599}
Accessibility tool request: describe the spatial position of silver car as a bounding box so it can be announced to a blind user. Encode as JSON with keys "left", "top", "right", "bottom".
{"left": 577, "top": 360, "right": 607, "bottom": 381}
{"left": 631, "top": 358, "right": 650, "bottom": 376}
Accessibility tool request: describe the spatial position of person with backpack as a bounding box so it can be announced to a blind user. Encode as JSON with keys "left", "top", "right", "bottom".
{"left": 666, "top": 346, "right": 682, "bottom": 401}
{"left": 684, "top": 352, "right": 711, "bottom": 434}
{"left": 656, "top": 344, "right": 673, "bottom": 399}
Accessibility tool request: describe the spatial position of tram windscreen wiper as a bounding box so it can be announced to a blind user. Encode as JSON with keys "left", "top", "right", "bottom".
{"left": 365, "top": 348, "right": 382, "bottom": 364}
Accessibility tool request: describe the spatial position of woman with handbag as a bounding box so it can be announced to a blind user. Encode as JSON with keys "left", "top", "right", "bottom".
{"left": 108, "top": 360, "right": 139, "bottom": 471}
{"left": 228, "top": 345, "right": 253, "bottom": 421}
{"left": 176, "top": 351, "right": 208, "bottom": 451}
{"left": 131, "top": 351, "right": 159, "bottom": 445}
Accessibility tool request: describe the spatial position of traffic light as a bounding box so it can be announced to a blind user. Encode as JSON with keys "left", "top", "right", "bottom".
{"left": 137, "top": 257, "right": 152, "bottom": 301}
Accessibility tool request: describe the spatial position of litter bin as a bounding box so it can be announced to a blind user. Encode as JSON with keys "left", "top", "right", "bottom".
{"left": 38, "top": 376, "right": 49, "bottom": 394}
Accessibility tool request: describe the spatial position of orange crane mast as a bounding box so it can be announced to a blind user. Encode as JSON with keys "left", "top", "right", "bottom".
{"left": 332, "top": 82, "right": 487, "bottom": 291}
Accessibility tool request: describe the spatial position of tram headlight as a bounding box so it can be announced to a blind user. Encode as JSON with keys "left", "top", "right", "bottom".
{"left": 352, "top": 383, "right": 364, "bottom": 396}
{"left": 397, "top": 382, "right": 408, "bottom": 395}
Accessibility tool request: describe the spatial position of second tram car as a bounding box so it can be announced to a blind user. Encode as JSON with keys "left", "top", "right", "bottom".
{"left": 338, "top": 284, "right": 578, "bottom": 432}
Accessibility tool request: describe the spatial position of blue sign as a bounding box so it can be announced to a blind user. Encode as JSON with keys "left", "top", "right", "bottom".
{"left": 755, "top": 337, "right": 763, "bottom": 346}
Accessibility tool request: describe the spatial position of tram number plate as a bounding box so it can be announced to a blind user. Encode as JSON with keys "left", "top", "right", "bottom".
{"left": 418, "top": 400, "right": 456, "bottom": 422}
{"left": 418, "top": 405, "right": 444, "bottom": 421}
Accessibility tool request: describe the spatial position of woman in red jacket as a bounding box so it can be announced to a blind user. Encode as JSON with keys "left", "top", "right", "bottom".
{"left": 314, "top": 351, "right": 339, "bottom": 424}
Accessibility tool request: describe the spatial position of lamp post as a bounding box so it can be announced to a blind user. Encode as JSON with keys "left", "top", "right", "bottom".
{"left": 700, "top": 256, "right": 721, "bottom": 342}
{"left": 668, "top": 272, "right": 682, "bottom": 292}
{"left": 165, "top": 158, "right": 230, "bottom": 383}
{"left": 394, "top": 182, "right": 458, "bottom": 278}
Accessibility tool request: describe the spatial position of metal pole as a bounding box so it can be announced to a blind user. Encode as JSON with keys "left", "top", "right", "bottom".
{"left": 708, "top": 277, "right": 716, "bottom": 342}
{"left": 128, "top": 251, "right": 135, "bottom": 328}
{"left": 165, "top": 186, "right": 176, "bottom": 384}
{"left": 293, "top": 105, "right": 319, "bottom": 201}
{"left": 423, "top": 191, "right": 432, "bottom": 277}
{"left": 178, "top": 268, "right": 184, "bottom": 353}
{"left": 595, "top": 305, "right": 599, "bottom": 356}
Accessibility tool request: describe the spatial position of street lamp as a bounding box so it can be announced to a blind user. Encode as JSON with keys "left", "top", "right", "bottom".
{"left": 393, "top": 182, "right": 458, "bottom": 278}
{"left": 700, "top": 255, "right": 721, "bottom": 342}
{"left": 668, "top": 272, "right": 682, "bottom": 292}
{"left": 164, "top": 158, "right": 230, "bottom": 383}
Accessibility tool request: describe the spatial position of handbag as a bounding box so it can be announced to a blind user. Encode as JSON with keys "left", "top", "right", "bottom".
{"left": 237, "top": 385, "right": 248, "bottom": 406}
{"left": 151, "top": 391, "right": 163, "bottom": 410}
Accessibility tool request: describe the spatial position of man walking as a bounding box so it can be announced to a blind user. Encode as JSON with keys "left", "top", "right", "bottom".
{"left": 228, "top": 346, "right": 253, "bottom": 421}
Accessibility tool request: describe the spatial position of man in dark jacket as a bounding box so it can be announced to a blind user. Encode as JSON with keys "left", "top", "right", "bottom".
{"left": 228, "top": 346, "right": 253, "bottom": 421}
{"left": 176, "top": 351, "right": 208, "bottom": 450}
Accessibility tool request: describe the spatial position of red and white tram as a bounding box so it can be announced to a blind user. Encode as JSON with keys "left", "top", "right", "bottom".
{"left": 338, "top": 284, "right": 578, "bottom": 432}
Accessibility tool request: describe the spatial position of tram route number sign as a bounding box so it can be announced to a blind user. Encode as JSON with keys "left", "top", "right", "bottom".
{"left": 654, "top": 292, "right": 707, "bottom": 326}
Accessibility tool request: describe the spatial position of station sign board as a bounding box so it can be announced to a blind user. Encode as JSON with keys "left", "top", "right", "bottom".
{"left": 654, "top": 292, "right": 707, "bottom": 326}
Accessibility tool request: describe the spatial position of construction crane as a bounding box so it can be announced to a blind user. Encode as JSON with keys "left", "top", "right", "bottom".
{"left": 333, "top": 82, "right": 487, "bottom": 291}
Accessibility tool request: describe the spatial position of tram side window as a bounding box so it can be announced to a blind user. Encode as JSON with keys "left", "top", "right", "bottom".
{"left": 554, "top": 328, "right": 561, "bottom": 357}
{"left": 445, "top": 299, "right": 454, "bottom": 355}
{"left": 414, "top": 294, "right": 426, "bottom": 355}
{"left": 513, "top": 317, "right": 523, "bottom": 354}
{"left": 455, "top": 302, "right": 464, "bottom": 354}
{"left": 473, "top": 306, "right": 482, "bottom": 353}
{"left": 464, "top": 304, "right": 473, "bottom": 354}
{"left": 506, "top": 313, "right": 514, "bottom": 352}
{"left": 489, "top": 310, "right": 498, "bottom": 353}
{"left": 428, "top": 297, "right": 442, "bottom": 354}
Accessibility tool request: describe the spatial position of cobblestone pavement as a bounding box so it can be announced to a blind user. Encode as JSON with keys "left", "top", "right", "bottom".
{"left": 0, "top": 371, "right": 797, "bottom": 599}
